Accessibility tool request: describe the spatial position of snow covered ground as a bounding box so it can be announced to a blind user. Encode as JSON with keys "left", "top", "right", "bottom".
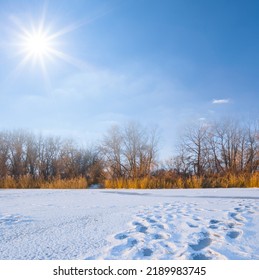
{"left": 0, "top": 188, "right": 258, "bottom": 260}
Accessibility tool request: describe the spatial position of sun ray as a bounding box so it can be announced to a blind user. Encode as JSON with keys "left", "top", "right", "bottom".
{"left": 8, "top": 5, "right": 114, "bottom": 87}
{"left": 38, "top": 55, "right": 52, "bottom": 91}
{"left": 48, "top": 48, "right": 89, "bottom": 70}
{"left": 47, "top": 8, "right": 113, "bottom": 41}
{"left": 13, "top": 17, "right": 86, "bottom": 69}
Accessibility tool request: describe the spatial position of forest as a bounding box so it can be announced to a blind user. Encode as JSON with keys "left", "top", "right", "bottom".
{"left": 0, "top": 118, "right": 259, "bottom": 188}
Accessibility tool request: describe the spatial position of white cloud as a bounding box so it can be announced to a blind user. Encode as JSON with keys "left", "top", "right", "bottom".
{"left": 212, "top": 99, "right": 230, "bottom": 104}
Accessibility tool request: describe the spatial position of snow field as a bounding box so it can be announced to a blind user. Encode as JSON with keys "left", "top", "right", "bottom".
{"left": 0, "top": 188, "right": 258, "bottom": 260}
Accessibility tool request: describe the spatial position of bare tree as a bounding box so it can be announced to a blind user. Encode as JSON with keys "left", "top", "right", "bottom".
{"left": 243, "top": 121, "right": 259, "bottom": 173}
{"left": 24, "top": 133, "right": 38, "bottom": 178}
{"left": 178, "top": 123, "right": 209, "bottom": 176}
{"left": 100, "top": 125, "right": 126, "bottom": 178}
{"left": 0, "top": 131, "right": 9, "bottom": 178}
{"left": 8, "top": 131, "right": 28, "bottom": 178}
{"left": 100, "top": 122, "right": 159, "bottom": 179}
{"left": 173, "top": 118, "right": 259, "bottom": 177}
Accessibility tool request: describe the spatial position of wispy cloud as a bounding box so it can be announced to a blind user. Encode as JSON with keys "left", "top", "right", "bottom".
{"left": 212, "top": 99, "right": 230, "bottom": 104}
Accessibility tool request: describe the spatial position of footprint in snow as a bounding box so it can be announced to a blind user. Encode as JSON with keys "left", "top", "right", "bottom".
{"left": 210, "top": 219, "right": 220, "bottom": 224}
{"left": 230, "top": 212, "right": 246, "bottom": 223}
{"left": 114, "top": 233, "right": 128, "bottom": 240}
{"left": 154, "top": 223, "right": 165, "bottom": 230}
{"left": 141, "top": 248, "right": 153, "bottom": 257}
{"left": 208, "top": 219, "right": 221, "bottom": 229}
{"left": 187, "top": 222, "right": 199, "bottom": 228}
{"left": 152, "top": 232, "right": 170, "bottom": 240}
{"left": 209, "top": 224, "right": 218, "bottom": 229}
{"left": 227, "top": 222, "right": 236, "bottom": 229}
{"left": 152, "top": 233, "right": 164, "bottom": 240}
{"left": 132, "top": 221, "right": 149, "bottom": 233}
{"left": 110, "top": 237, "right": 138, "bottom": 257}
{"left": 191, "top": 253, "right": 212, "bottom": 260}
{"left": 189, "top": 232, "right": 212, "bottom": 251}
{"left": 226, "top": 230, "right": 241, "bottom": 239}
{"left": 137, "top": 225, "right": 148, "bottom": 233}
{"left": 128, "top": 238, "right": 138, "bottom": 247}
{"left": 146, "top": 217, "right": 157, "bottom": 224}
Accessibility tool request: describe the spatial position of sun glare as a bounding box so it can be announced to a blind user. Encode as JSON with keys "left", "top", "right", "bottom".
{"left": 9, "top": 5, "right": 113, "bottom": 77}
{"left": 10, "top": 12, "right": 92, "bottom": 81}
{"left": 23, "top": 32, "right": 51, "bottom": 58}
{"left": 16, "top": 23, "right": 58, "bottom": 71}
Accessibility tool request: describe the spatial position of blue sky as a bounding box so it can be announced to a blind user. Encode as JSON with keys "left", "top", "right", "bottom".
{"left": 0, "top": 0, "right": 258, "bottom": 158}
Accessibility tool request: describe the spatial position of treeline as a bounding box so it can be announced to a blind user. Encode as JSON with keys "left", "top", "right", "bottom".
{"left": 0, "top": 119, "right": 259, "bottom": 189}
{"left": 162, "top": 119, "right": 259, "bottom": 188}
{"left": 174, "top": 119, "right": 259, "bottom": 175}
{"left": 0, "top": 130, "right": 103, "bottom": 188}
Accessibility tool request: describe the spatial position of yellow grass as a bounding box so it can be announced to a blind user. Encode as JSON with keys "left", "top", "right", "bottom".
{"left": 248, "top": 172, "right": 259, "bottom": 188}
{"left": 0, "top": 176, "right": 88, "bottom": 189}
{"left": 1, "top": 172, "right": 259, "bottom": 189}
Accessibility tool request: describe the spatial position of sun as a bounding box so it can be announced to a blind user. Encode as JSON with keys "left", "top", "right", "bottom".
{"left": 15, "top": 21, "right": 86, "bottom": 69}
{"left": 23, "top": 31, "right": 52, "bottom": 58}
{"left": 10, "top": 13, "right": 91, "bottom": 80}
{"left": 18, "top": 24, "right": 57, "bottom": 63}
{"left": 14, "top": 24, "right": 59, "bottom": 83}
{"left": 9, "top": 6, "right": 112, "bottom": 76}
